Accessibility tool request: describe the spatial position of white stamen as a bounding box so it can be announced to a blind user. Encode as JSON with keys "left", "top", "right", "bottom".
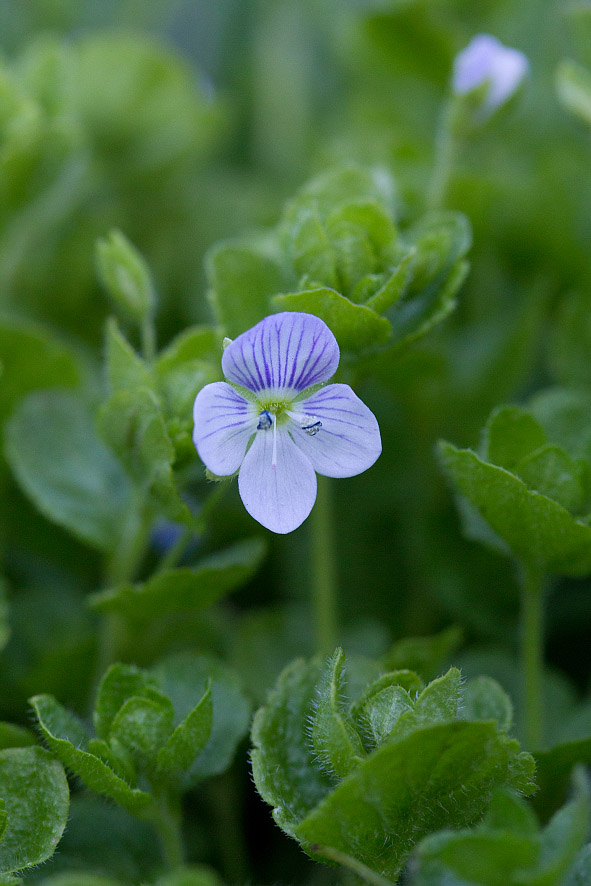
{"left": 287, "top": 410, "right": 323, "bottom": 436}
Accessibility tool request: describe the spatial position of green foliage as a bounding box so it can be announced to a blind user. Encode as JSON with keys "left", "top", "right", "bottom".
{"left": 88, "top": 538, "right": 266, "bottom": 621}
{"left": 96, "top": 230, "right": 155, "bottom": 324}
{"left": 412, "top": 767, "right": 590, "bottom": 886}
{"left": 252, "top": 650, "right": 535, "bottom": 880}
{"left": 4, "top": 390, "right": 131, "bottom": 551}
{"left": 154, "top": 866, "right": 224, "bottom": 886}
{"left": 0, "top": 746, "right": 69, "bottom": 875}
{"left": 556, "top": 60, "right": 591, "bottom": 126}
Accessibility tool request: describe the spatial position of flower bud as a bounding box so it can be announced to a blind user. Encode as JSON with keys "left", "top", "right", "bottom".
{"left": 453, "top": 34, "right": 528, "bottom": 117}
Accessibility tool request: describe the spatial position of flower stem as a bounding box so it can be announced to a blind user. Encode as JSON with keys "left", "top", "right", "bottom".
{"left": 310, "top": 475, "right": 338, "bottom": 655}
{"left": 520, "top": 563, "right": 545, "bottom": 750}
{"left": 151, "top": 789, "right": 185, "bottom": 869}
{"left": 427, "top": 99, "right": 458, "bottom": 210}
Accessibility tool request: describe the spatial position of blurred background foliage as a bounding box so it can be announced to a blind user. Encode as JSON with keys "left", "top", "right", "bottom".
{"left": 2, "top": 0, "right": 591, "bottom": 882}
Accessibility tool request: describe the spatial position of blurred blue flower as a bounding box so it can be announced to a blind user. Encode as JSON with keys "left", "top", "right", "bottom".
{"left": 453, "top": 34, "right": 529, "bottom": 116}
{"left": 193, "top": 312, "right": 381, "bottom": 534}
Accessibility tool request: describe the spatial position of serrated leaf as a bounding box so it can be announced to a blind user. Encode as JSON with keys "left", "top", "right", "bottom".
{"left": 462, "top": 677, "right": 513, "bottom": 733}
{"left": 4, "top": 391, "right": 131, "bottom": 551}
{"left": 351, "top": 674, "right": 417, "bottom": 749}
{"left": 93, "top": 662, "right": 165, "bottom": 740}
{"left": 483, "top": 406, "right": 548, "bottom": 470}
{"left": 157, "top": 681, "right": 212, "bottom": 778}
{"left": 556, "top": 59, "right": 591, "bottom": 126}
{"left": 97, "top": 386, "right": 192, "bottom": 524}
{"left": 104, "top": 317, "right": 153, "bottom": 393}
{"left": 311, "top": 649, "right": 365, "bottom": 779}
{"left": 153, "top": 653, "right": 250, "bottom": 788}
{"left": 89, "top": 538, "right": 266, "bottom": 621}
{"left": 0, "top": 746, "right": 69, "bottom": 875}
{"left": 272, "top": 286, "right": 391, "bottom": 352}
{"left": 30, "top": 695, "right": 152, "bottom": 816}
{"left": 206, "top": 243, "right": 285, "bottom": 338}
{"left": 414, "top": 666, "right": 461, "bottom": 723}
{"left": 296, "top": 720, "right": 533, "bottom": 880}
{"left": 438, "top": 441, "right": 591, "bottom": 576}
{"left": 110, "top": 695, "right": 174, "bottom": 771}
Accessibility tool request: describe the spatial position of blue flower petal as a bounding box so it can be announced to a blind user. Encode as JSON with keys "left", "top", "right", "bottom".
{"left": 222, "top": 312, "right": 339, "bottom": 396}
{"left": 290, "top": 384, "right": 381, "bottom": 478}
{"left": 238, "top": 427, "right": 317, "bottom": 533}
{"left": 193, "top": 382, "right": 257, "bottom": 476}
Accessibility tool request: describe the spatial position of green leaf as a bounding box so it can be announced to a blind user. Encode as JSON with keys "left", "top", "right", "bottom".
{"left": 97, "top": 386, "right": 192, "bottom": 524}
{"left": 272, "top": 287, "right": 391, "bottom": 353}
{"left": 93, "top": 662, "right": 165, "bottom": 741}
{"left": 206, "top": 242, "right": 285, "bottom": 338}
{"left": 529, "top": 388, "right": 591, "bottom": 462}
{"left": 39, "top": 877, "right": 126, "bottom": 886}
{"left": 483, "top": 406, "right": 548, "bottom": 471}
{"left": 311, "top": 649, "right": 365, "bottom": 779}
{"left": 156, "top": 681, "right": 212, "bottom": 779}
{"left": 291, "top": 213, "right": 339, "bottom": 290}
{"left": 549, "top": 290, "right": 591, "bottom": 388}
{"left": 281, "top": 167, "right": 395, "bottom": 226}
{"left": 536, "top": 767, "right": 590, "bottom": 884}
{"left": 96, "top": 229, "right": 155, "bottom": 323}
{"left": 556, "top": 59, "right": 591, "bottom": 126}
{"left": 351, "top": 672, "right": 419, "bottom": 749}
{"left": 533, "top": 738, "right": 591, "bottom": 822}
{"left": 364, "top": 254, "right": 412, "bottom": 315}
{"left": 391, "top": 258, "right": 468, "bottom": 351}
{"left": 0, "top": 724, "right": 35, "bottom": 750}
{"left": 156, "top": 326, "right": 219, "bottom": 374}
{"left": 30, "top": 694, "right": 152, "bottom": 816}
{"left": 109, "top": 695, "right": 174, "bottom": 771}
{"left": 154, "top": 865, "right": 224, "bottom": 886}
{"left": 0, "top": 315, "right": 80, "bottom": 430}
{"left": 514, "top": 444, "right": 589, "bottom": 516}
{"left": 438, "top": 441, "right": 591, "bottom": 575}
{"left": 153, "top": 653, "right": 251, "bottom": 788}
{"left": 565, "top": 845, "right": 591, "bottom": 886}
{"left": 89, "top": 538, "right": 266, "bottom": 620}
{"left": 383, "top": 626, "right": 463, "bottom": 680}
{"left": 0, "top": 746, "right": 69, "bottom": 875}
{"left": 104, "top": 317, "right": 153, "bottom": 393}
{"left": 4, "top": 391, "right": 131, "bottom": 552}
{"left": 462, "top": 677, "right": 513, "bottom": 733}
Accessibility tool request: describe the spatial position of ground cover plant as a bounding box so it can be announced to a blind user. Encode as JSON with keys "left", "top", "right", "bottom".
{"left": 1, "top": 1, "right": 591, "bottom": 884}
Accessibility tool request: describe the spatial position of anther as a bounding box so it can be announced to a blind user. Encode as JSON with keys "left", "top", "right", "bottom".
{"left": 257, "top": 410, "right": 273, "bottom": 430}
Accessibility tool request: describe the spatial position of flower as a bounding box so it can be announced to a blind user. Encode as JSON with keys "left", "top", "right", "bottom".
{"left": 453, "top": 34, "right": 528, "bottom": 116}
{"left": 193, "top": 312, "right": 381, "bottom": 533}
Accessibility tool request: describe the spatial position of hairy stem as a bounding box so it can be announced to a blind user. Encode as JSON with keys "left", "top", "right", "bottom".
{"left": 310, "top": 475, "right": 338, "bottom": 655}
{"left": 151, "top": 790, "right": 185, "bottom": 869}
{"left": 520, "top": 563, "right": 545, "bottom": 750}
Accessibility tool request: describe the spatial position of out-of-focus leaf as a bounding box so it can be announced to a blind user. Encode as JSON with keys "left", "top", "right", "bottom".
{"left": 383, "top": 626, "right": 463, "bottom": 680}
{"left": 96, "top": 230, "right": 155, "bottom": 324}
{"left": 0, "top": 746, "right": 69, "bottom": 875}
{"left": 4, "top": 391, "right": 131, "bottom": 551}
{"left": 0, "top": 724, "right": 35, "bottom": 750}
{"left": 556, "top": 59, "right": 591, "bottom": 126}
{"left": 104, "top": 318, "right": 153, "bottom": 394}
{"left": 154, "top": 866, "right": 224, "bottom": 886}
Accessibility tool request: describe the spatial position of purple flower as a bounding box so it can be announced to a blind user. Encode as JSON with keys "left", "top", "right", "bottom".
{"left": 193, "top": 312, "right": 381, "bottom": 534}
{"left": 453, "top": 34, "right": 528, "bottom": 115}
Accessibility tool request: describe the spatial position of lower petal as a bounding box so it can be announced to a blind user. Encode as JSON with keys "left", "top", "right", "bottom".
{"left": 193, "top": 382, "right": 256, "bottom": 476}
{"left": 238, "top": 428, "right": 317, "bottom": 534}
{"left": 291, "top": 383, "right": 381, "bottom": 478}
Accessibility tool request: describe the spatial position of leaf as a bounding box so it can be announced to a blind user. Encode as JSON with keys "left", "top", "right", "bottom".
{"left": 39, "top": 876, "right": 126, "bottom": 886}
{"left": 565, "top": 845, "right": 591, "bottom": 886}
{"left": 514, "top": 444, "right": 589, "bottom": 516}
{"left": 206, "top": 242, "right": 285, "bottom": 338}
{"left": 154, "top": 865, "right": 224, "bottom": 886}
{"left": 462, "top": 677, "right": 513, "bottom": 733}
{"left": 156, "top": 681, "right": 213, "bottom": 779}
{"left": 0, "top": 724, "right": 35, "bottom": 750}
{"left": 556, "top": 60, "right": 591, "bottom": 126}
{"left": 383, "top": 627, "right": 463, "bottom": 681}
{"left": 438, "top": 441, "right": 591, "bottom": 576}
{"left": 272, "top": 287, "right": 392, "bottom": 353}
{"left": 156, "top": 326, "right": 219, "bottom": 374}
{"left": 311, "top": 649, "right": 365, "bottom": 779}
{"left": 4, "top": 391, "right": 131, "bottom": 551}
{"left": 30, "top": 694, "right": 152, "bottom": 816}
{"left": 482, "top": 406, "right": 548, "bottom": 471}
{"left": 153, "top": 652, "right": 251, "bottom": 788}
{"left": 533, "top": 738, "right": 591, "bottom": 822}
{"left": 0, "top": 746, "right": 69, "bottom": 875}
{"left": 291, "top": 213, "right": 339, "bottom": 290}
{"left": 109, "top": 695, "right": 174, "bottom": 771}
{"left": 104, "top": 317, "right": 153, "bottom": 393}
{"left": 89, "top": 538, "right": 266, "bottom": 621}
{"left": 96, "top": 229, "right": 156, "bottom": 323}
{"left": 0, "top": 315, "right": 80, "bottom": 429}
{"left": 97, "top": 386, "right": 192, "bottom": 524}
{"left": 529, "top": 388, "right": 591, "bottom": 462}
{"left": 93, "top": 662, "right": 165, "bottom": 741}
{"left": 351, "top": 672, "right": 419, "bottom": 749}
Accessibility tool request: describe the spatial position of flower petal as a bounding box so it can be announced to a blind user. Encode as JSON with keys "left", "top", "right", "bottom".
{"left": 238, "top": 427, "right": 317, "bottom": 533}
{"left": 193, "top": 382, "right": 257, "bottom": 476}
{"left": 222, "top": 312, "right": 339, "bottom": 396}
{"left": 290, "top": 383, "right": 381, "bottom": 478}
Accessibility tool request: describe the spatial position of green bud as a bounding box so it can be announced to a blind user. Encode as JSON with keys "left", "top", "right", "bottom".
{"left": 96, "top": 229, "right": 156, "bottom": 323}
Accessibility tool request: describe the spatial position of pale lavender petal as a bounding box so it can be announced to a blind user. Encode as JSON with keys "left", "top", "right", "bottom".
{"left": 289, "top": 384, "right": 381, "bottom": 478}
{"left": 193, "top": 382, "right": 257, "bottom": 476}
{"left": 222, "top": 312, "right": 339, "bottom": 396}
{"left": 453, "top": 34, "right": 528, "bottom": 112}
{"left": 238, "top": 427, "right": 317, "bottom": 533}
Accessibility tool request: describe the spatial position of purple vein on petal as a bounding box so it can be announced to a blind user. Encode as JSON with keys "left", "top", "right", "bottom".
{"left": 250, "top": 333, "right": 265, "bottom": 390}
{"left": 200, "top": 420, "right": 251, "bottom": 441}
{"left": 287, "top": 323, "right": 306, "bottom": 389}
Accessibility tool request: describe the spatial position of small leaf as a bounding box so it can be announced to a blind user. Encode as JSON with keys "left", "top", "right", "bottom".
{"left": 109, "top": 695, "right": 174, "bottom": 771}
{"left": 0, "top": 746, "right": 69, "bottom": 875}
{"left": 89, "top": 538, "right": 266, "bottom": 621}
{"left": 351, "top": 673, "right": 417, "bottom": 748}
{"left": 364, "top": 255, "right": 412, "bottom": 315}
{"left": 96, "top": 229, "right": 155, "bottom": 323}
{"left": 533, "top": 737, "right": 591, "bottom": 821}
{"left": 311, "top": 649, "right": 365, "bottom": 779}
{"left": 272, "top": 286, "right": 391, "bottom": 353}
{"left": 156, "top": 326, "right": 219, "bottom": 374}
{"left": 291, "top": 213, "right": 339, "bottom": 290}
{"left": 0, "top": 724, "right": 35, "bottom": 750}
{"left": 482, "top": 405, "right": 547, "bottom": 470}
{"left": 383, "top": 627, "right": 463, "bottom": 680}
{"left": 4, "top": 391, "right": 131, "bottom": 551}
{"left": 157, "top": 681, "right": 213, "bottom": 778}
{"left": 556, "top": 59, "right": 591, "bottom": 126}
{"left": 514, "top": 444, "right": 589, "bottom": 515}
{"left": 30, "top": 694, "right": 152, "bottom": 816}
{"left": 462, "top": 676, "right": 513, "bottom": 733}
{"left": 104, "top": 318, "right": 153, "bottom": 393}
{"left": 93, "top": 662, "right": 165, "bottom": 741}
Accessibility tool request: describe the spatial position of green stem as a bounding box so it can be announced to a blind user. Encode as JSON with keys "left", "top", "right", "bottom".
{"left": 427, "top": 99, "right": 457, "bottom": 210}
{"left": 141, "top": 311, "right": 157, "bottom": 363}
{"left": 520, "top": 563, "right": 545, "bottom": 750}
{"left": 311, "top": 845, "right": 396, "bottom": 886}
{"left": 310, "top": 475, "right": 338, "bottom": 655}
{"left": 151, "top": 790, "right": 185, "bottom": 869}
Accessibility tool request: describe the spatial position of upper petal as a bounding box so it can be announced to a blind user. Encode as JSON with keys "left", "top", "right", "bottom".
{"left": 290, "top": 383, "right": 381, "bottom": 478}
{"left": 193, "top": 382, "right": 257, "bottom": 476}
{"left": 222, "top": 312, "right": 339, "bottom": 396}
{"left": 238, "top": 427, "right": 317, "bottom": 533}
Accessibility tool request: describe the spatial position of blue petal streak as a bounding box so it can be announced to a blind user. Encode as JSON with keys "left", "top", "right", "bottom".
{"left": 193, "top": 382, "right": 257, "bottom": 476}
